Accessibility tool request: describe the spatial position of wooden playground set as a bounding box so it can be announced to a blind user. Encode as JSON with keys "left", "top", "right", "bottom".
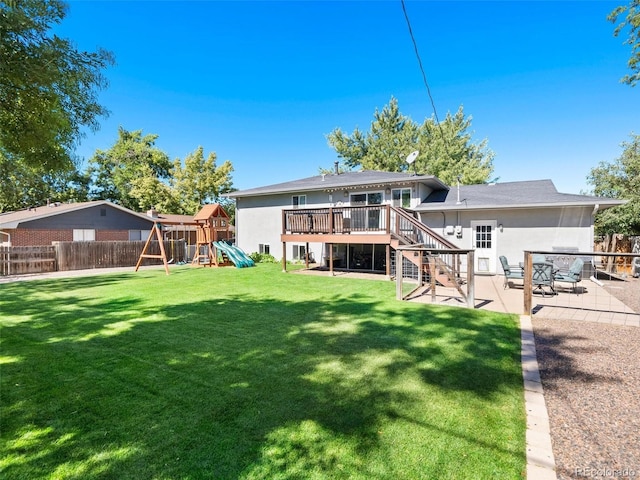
{"left": 135, "top": 204, "right": 253, "bottom": 275}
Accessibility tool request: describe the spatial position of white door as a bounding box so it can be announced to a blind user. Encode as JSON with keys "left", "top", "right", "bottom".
{"left": 470, "top": 220, "right": 497, "bottom": 274}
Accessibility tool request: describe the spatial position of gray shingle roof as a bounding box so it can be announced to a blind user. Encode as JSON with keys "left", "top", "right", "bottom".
{"left": 0, "top": 200, "right": 154, "bottom": 229}
{"left": 226, "top": 171, "right": 448, "bottom": 197}
{"left": 415, "top": 179, "right": 625, "bottom": 211}
{"left": 225, "top": 171, "right": 625, "bottom": 211}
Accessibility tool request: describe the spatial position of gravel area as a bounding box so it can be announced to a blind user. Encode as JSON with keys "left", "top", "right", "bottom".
{"left": 602, "top": 276, "right": 640, "bottom": 314}
{"left": 533, "top": 290, "right": 640, "bottom": 480}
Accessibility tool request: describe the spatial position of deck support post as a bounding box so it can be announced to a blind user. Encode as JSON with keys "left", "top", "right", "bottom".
{"left": 305, "top": 242, "right": 310, "bottom": 269}
{"left": 329, "top": 243, "right": 334, "bottom": 276}
{"left": 396, "top": 248, "right": 403, "bottom": 299}
{"left": 282, "top": 242, "right": 287, "bottom": 272}
{"left": 385, "top": 244, "right": 391, "bottom": 277}
{"left": 429, "top": 256, "right": 437, "bottom": 302}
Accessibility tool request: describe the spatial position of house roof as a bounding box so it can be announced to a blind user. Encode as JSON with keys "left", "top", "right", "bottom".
{"left": 227, "top": 171, "right": 625, "bottom": 212}
{"left": 0, "top": 200, "right": 155, "bottom": 229}
{"left": 226, "top": 170, "right": 449, "bottom": 198}
{"left": 414, "top": 179, "right": 626, "bottom": 212}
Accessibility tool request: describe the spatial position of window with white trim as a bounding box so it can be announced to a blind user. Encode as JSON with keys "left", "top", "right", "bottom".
{"left": 73, "top": 229, "right": 95, "bottom": 241}
{"left": 292, "top": 244, "right": 306, "bottom": 260}
{"left": 292, "top": 195, "right": 306, "bottom": 208}
{"left": 259, "top": 244, "right": 270, "bottom": 254}
{"left": 129, "top": 230, "right": 151, "bottom": 241}
{"left": 392, "top": 188, "right": 411, "bottom": 208}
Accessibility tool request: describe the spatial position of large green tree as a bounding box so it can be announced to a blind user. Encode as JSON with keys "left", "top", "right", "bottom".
{"left": 588, "top": 133, "right": 640, "bottom": 234}
{"left": 0, "top": 153, "right": 89, "bottom": 213}
{"left": 171, "top": 146, "right": 234, "bottom": 215}
{"left": 88, "top": 127, "right": 174, "bottom": 212}
{"left": 326, "top": 97, "right": 494, "bottom": 185}
{"left": 609, "top": 0, "right": 640, "bottom": 86}
{"left": 0, "top": 0, "right": 114, "bottom": 171}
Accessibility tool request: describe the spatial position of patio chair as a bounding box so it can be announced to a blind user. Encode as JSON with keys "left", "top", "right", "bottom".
{"left": 554, "top": 258, "right": 584, "bottom": 293}
{"left": 499, "top": 255, "right": 524, "bottom": 289}
{"left": 532, "top": 254, "right": 547, "bottom": 263}
{"left": 532, "top": 261, "right": 556, "bottom": 297}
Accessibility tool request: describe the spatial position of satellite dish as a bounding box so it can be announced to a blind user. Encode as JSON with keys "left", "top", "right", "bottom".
{"left": 405, "top": 150, "right": 419, "bottom": 165}
{"left": 405, "top": 150, "right": 419, "bottom": 175}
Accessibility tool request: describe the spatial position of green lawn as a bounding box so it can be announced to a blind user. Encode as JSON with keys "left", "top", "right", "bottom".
{"left": 1, "top": 264, "right": 525, "bottom": 479}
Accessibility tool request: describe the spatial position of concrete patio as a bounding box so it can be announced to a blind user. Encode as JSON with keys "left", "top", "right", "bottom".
{"left": 406, "top": 273, "right": 639, "bottom": 326}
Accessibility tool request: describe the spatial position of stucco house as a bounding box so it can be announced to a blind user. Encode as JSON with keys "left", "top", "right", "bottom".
{"left": 227, "top": 170, "right": 624, "bottom": 276}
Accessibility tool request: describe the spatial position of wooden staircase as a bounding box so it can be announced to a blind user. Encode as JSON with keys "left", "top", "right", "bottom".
{"left": 389, "top": 207, "right": 462, "bottom": 288}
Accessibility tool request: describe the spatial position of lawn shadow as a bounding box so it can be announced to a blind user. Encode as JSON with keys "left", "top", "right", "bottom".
{"left": 1, "top": 273, "right": 525, "bottom": 479}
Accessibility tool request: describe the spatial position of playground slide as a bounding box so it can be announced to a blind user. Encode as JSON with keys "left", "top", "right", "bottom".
{"left": 213, "top": 241, "right": 254, "bottom": 268}
{"left": 228, "top": 244, "right": 255, "bottom": 267}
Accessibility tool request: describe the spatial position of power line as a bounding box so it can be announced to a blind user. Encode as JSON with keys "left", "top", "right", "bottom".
{"left": 400, "top": 0, "right": 452, "bottom": 160}
{"left": 400, "top": 0, "right": 441, "bottom": 127}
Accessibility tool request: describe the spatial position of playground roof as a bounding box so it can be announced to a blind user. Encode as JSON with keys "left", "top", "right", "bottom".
{"left": 194, "top": 204, "right": 229, "bottom": 221}
{"left": 154, "top": 213, "right": 198, "bottom": 226}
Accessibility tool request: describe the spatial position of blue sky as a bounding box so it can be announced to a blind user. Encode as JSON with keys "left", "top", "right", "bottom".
{"left": 60, "top": 0, "right": 639, "bottom": 194}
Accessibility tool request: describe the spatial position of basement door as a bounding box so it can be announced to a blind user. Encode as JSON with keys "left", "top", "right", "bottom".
{"left": 470, "top": 220, "right": 497, "bottom": 274}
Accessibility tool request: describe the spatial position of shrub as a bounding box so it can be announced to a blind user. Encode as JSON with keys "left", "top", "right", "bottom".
{"left": 250, "top": 252, "right": 277, "bottom": 263}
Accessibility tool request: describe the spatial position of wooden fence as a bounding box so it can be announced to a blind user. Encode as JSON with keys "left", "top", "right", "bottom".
{"left": 0, "top": 246, "right": 57, "bottom": 276}
{"left": 0, "top": 240, "right": 186, "bottom": 276}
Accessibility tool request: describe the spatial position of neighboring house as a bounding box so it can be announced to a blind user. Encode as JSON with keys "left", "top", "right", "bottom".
{"left": 0, "top": 201, "right": 157, "bottom": 246}
{"left": 227, "top": 171, "right": 624, "bottom": 275}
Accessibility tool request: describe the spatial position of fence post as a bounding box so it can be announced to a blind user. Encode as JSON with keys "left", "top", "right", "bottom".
{"left": 467, "top": 250, "right": 475, "bottom": 308}
{"left": 53, "top": 241, "right": 60, "bottom": 272}
{"left": 523, "top": 251, "right": 532, "bottom": 315}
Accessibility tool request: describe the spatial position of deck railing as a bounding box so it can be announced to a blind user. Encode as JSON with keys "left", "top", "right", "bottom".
{"left": 390, "top": 207, "right": 457, "bottom": 249}
{"left": 283, "top": 205, "right": 455, "bottom": 244}
{"left": 283, "top": 205, "right": 390, "bottom": 234}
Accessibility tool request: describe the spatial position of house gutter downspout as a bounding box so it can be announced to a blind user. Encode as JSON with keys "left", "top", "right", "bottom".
{"left": 0, "top": 230, "right": 10, "bottom": 276}
{"left": 589, "top": 204, "right": 600, "bottom": 257}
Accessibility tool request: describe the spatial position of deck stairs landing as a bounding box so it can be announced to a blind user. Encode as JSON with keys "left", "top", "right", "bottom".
{"left": 389, "top": 207, "right": 463, "bottom": 289}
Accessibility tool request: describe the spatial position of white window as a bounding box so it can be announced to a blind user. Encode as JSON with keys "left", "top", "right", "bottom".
{"left": 73, "top": 229, "right": 95, "bottom": 241}
{"left": 292, "top": 244, "right": 306, "bottom": 260}
{"left": 292, "top": 195, "right": 306, "bottom": 208}
{"left": 129, "top": 230, "right": 151, "bottom": 241}
{"left": 350, "top": 192, "right": 382, "bottom": 206}
{"left": 350, "top": 192, "right": 383, "bottom": 229}
{"left": 392, "top": 188, "right": 411, "bottom": 208}
{"left": 259, "top": 244, "right": 270, "bottom": 254}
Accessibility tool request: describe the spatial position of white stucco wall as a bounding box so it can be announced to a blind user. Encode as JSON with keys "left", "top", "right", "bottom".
{"left": 235, "top": 185, "right": 596, "bottom": 274}
{"left": 420, "top": 206, "right": 595, "bottom": 273}
{"left": 235, "top": 191, "right": 334, "bottom": 262}
{"left": 234, "top": 184, "right": 426, "bottom": 262}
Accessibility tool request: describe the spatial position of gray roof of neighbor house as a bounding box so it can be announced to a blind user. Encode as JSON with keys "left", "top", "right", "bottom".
{"left": 0, "top": 200, "right": 155, "bottom": 229}
{"left": 226, "top": 170, "right": 449, "bottom": 198}
{"left": 414, "top": 179, "right": 626, "bottom": 211}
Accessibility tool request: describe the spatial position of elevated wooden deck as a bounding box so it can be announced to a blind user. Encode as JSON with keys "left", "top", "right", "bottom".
{"left": 280, "top": 205, "right": 459, "bottom": 276}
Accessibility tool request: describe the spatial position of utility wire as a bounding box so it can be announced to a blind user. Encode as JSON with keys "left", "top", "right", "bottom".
{"left": 400, "top": 0, "right": 452, "bottom": 158}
